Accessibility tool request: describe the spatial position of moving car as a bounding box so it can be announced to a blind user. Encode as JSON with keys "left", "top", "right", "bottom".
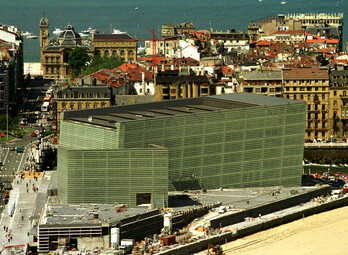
{"left": 31, "top": 131, "right": 37, "bottom": 137}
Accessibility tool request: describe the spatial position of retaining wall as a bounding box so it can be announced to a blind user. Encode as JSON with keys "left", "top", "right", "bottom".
{"left": 158, "top": 186, "right": 341, "bottom": 255}
{"left": 172, "top": 203, "right": 218, "bottom": 230}
{"left": 210, "top": 186, "right": 331, "bottom": 228}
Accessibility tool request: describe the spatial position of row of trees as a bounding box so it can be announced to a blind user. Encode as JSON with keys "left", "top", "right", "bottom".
{"left": 68, "top": 48, "right": 124, "bottom": 77}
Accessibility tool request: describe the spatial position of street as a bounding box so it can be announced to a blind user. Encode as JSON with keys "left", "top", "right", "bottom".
{"left": 0, "top": 132, "right": 39, "bottom": 215}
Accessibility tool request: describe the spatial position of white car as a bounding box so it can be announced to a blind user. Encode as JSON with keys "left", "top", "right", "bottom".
{"left": 332, "top": 190, "right": 343, "bottom": 199}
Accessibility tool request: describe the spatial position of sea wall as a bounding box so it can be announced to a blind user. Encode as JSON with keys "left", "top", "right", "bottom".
{"left": 158, "top": 191, "right": 348, "bottom": 255}
{"left": 210, "top": 186, "right": 331, "bottom": 228}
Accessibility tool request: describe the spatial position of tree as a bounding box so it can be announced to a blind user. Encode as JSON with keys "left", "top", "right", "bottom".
{"left": 83, "top": 55, "right": 124, "bottom": 75}
{"left": 68, "top": 47, "right": 90, "bottom": 77}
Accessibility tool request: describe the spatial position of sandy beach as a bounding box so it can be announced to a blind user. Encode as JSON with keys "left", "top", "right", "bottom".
{"left": 198, "top": 206, "right": 348, "bottom": 255}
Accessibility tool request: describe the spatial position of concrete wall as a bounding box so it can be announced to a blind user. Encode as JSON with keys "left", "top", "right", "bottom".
{"left": 158, "top": 190, "right": 348, "bottom": 255}
{"left": 304, "top": 147, "right": 348, "bottom": 162}
{"left": 210, "top": 186, "right": 331, "bottom": 228}
{"left": 78, "top": 236, "right": 110, "bottom": 251}
{"left": 172, "top": 204, "right": 218, "bottom": 230}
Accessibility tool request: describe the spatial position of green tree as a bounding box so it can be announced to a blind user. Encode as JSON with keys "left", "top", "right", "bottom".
{"left": 68, "top": 47, "right": 90, "bottom": 77}
{"left": 0, "top": 114, "right": 19, "bottom": 132}
{"left": 83, "top": 55, "right": 124, "bottom": 75}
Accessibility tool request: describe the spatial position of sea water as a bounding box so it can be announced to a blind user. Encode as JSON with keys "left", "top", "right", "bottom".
{"left": 0, "top": 0, "right": 346, "bottom": 62}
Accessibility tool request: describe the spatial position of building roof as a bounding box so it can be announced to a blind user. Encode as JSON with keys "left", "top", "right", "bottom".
{"left": 93, "top": 33, "right": 135, "bottom": 41}
{"left": 40, "top": 203, "right": 153, "bottom": 226}
{"left": 270, "top": 30, "right": 305, "bottom": 35}
{"left": 58, "top": 24, "right": 81, "bottom": 40}
{"left": 40, "top": 15, "right": 49, "bottom": 26}
{"left": 283, "top": 67, "right": 329, "bottom": 79}
{"left": 243, "top": 69, "right": 282, "bottom": 80}
{"left": 63, "top": 93, "right": 302, "bottom": 129}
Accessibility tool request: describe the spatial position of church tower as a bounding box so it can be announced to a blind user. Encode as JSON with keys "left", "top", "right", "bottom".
{"left": 39, "top": 13, "right": 49, "bottom": 68}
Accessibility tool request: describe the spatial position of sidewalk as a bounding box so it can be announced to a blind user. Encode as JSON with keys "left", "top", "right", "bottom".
{"left": 0, "top": 142, "right": 48, "bottom": 255}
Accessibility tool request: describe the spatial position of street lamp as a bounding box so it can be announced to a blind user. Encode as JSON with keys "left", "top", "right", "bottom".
{"left": 6, "top": 104, "right": 8, "bottom": 142}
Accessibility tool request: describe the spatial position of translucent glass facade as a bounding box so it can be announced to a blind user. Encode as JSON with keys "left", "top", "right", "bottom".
{"left": 57, "top": 94, "right": 306, "bottom": 207}
{"left": 120, "top": 104, "right": 306, "bottom": 189}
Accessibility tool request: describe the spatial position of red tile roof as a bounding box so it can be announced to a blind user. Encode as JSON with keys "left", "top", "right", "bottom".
{"left": 271, "top": 30, "right": 305, "bottom": 35}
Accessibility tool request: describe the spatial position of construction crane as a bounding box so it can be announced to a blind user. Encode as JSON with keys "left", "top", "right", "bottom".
{"left": 150, "top": 29, "right": 156, "bottom": 71}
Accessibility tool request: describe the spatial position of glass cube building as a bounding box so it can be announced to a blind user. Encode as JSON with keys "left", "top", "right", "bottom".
{"left": 58, "top": 93, "right": 306, "bottom": 207}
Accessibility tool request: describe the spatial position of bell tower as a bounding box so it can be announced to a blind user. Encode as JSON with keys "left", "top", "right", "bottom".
{"left": 39, "top": 13, "right": 49, "bottom": 53}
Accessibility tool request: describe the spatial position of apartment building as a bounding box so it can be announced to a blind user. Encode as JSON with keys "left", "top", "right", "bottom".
{"left": 282, "top": 66, "right": 329, "bottom": 140}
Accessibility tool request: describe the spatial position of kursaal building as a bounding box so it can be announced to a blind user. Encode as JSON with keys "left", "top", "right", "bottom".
{"left": 57, "top": 93, "right": 306, "bottom": 207}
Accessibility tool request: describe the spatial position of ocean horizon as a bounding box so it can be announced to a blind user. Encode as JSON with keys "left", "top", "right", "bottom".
{"left": 0, "top": 0, "right": 346, "bottom": 62}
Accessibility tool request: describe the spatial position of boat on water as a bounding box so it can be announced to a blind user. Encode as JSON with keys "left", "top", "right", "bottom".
{"left": 281, "top": 1, "right": 287, "bottom": 4}
{"left": 79, "top": 33, "right": 90, "bottom": 37}
{"left": 53, "top": 28, "right": 63, "bottom": 35}
{"left": 21, "top": 31, "right": 31, "bottom": 37}
{"left": 112, "top": 29, "right": 128, "bottom": 35}
{"left": 81, "top": 27, "right": 100, "bottom": 35}
{"left": 27, "top": 33, "right": 38, "bottom": 39}
{"left": 135, "top": 7, "right": 139, "bottom": 10}
{"left": 259, "top": 0, "right": 264, "bottom": 2}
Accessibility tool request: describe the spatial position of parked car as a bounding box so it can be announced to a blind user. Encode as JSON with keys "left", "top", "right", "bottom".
{"left": 9, "top": 146, "right": 15, "bottom": 151}
{"left": 305, "top": 139, "right": 313, "bottom": 143}
{"left": 31, "top": 132, "right": 37, "bottom": 137}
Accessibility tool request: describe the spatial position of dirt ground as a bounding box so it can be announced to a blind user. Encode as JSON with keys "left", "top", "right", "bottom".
{"left": 199, "top": 206, "right": 348, "bottom": 255}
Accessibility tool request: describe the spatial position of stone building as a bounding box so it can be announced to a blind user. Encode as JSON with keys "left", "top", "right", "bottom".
{"left": 241, "top": 69, "right": 283, "bottom": 97}
{"left": 161, "top": 21, "right": 195, "bottom": 38}
{"left": 248, "top": 13, "right": 343, "bottom": 51}
{"left": 39, "top": 15, "right": 137, "bottom": 79}
{"left": 282, "top": 66, "right": 329, "bottom": 140}
{"left": 328, "top": 66, "right": 348, "bottom": 140}
{"left": 52, "top": 85, "right": 111, "bottom": 139}
{"left": 39, "top": 15, "right": 93, "bottom": 79}
{"left": 92, "top": 33, "right": 137, "bottom": 62}
{"left": 155, "top": 68, "right": 211, "bottom": 101}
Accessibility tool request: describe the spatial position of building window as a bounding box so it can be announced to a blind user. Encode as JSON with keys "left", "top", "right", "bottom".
{"left": 334, "top": 91, "right": 337, "bottom": 96}
{"left": 308, "top": 104, "right": 311, "bottom": 111}
{"left": 344, "top": 91, "right": 347, "bottom": 96}
{"left": 70, "top": 105, "right": 74, "bottom": 110}
{"left": 94, "top": 104, "right": 97, "bottom": 108}
{"left": 78, "top": 104, "right": 82, "bottom": 110}
{"left": 120, "top": 50, "right": 125, "bottom": 56}
{"left": 105, "top": 50, "right": 109, "bottom": 56}
{"left": 322, "top": 104, "right": 325, "bottom": 110}
{"left": 86, "top": 103, "right": 90, "bottom": 109}
{"left": 334, "top": 100, "right": 337, "bottom": 106}
{"left": 112, "top": 50, "right": 117, "bottom": 56}
{"left": 129, "top": 50, "right": 134, "bottom": 56}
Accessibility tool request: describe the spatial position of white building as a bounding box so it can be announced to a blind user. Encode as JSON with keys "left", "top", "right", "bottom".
{"left": 175, "top": 40, "right": 200, "bottom": 61}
